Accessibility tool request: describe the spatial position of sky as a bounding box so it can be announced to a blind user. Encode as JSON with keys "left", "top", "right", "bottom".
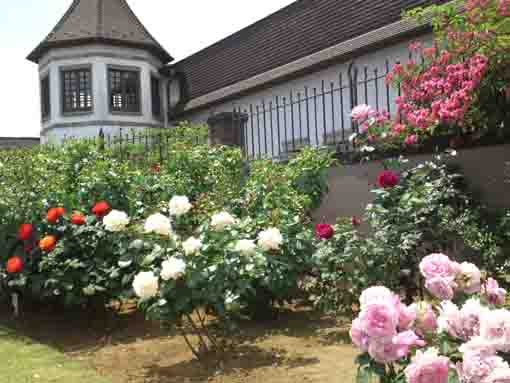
{"left": 0, "top": 0, "right": 295, "bottom": 138}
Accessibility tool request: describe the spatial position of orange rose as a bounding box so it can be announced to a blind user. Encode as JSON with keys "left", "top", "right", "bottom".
{"left": 39, "top": 235, "right": 57, "bottom": 252}
{"left": 71, "top": 213, "right": 86, "bottom": 225}
{"left": 47, "top": 207, "right": 65, "bottom": 223}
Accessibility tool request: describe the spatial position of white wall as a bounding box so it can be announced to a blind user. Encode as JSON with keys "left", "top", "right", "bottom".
{"left": 181, "top": 35, "right": 433, "bottom": 159}
{"left": 38, "top": 44, "right": 166, "bottom": 143}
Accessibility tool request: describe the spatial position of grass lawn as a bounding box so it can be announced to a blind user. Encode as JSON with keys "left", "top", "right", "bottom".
{"left": 0, "top": 304, "right": 357, "bottom": 383}
{"left": 0, "top": 326, "right": 111, "bottom": 383}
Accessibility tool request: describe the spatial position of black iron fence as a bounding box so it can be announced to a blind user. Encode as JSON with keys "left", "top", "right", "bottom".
{"left": 230, "top": 56, "right": 415, "bottom": 161}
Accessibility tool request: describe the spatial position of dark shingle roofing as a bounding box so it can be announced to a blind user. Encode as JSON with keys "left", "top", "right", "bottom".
{"left": 171, "top": 0, "right": 445, "bottom": 102}
{"left": 27, "top": 0, "right": 172, "bottom": 64}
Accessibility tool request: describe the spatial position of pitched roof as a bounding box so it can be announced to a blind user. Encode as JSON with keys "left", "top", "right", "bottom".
{"left": 27, "top": 0, "right": 172, "bottom": 64}
{"left": 170, "top": 0, "right": 446, "bottom": 103}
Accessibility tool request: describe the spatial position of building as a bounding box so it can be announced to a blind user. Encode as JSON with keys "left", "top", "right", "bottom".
{"left": 0, "top": 137, "right": 40, "bottom": 150}
{"left": 29, "top": 0, "right": 446, "bottom": 153}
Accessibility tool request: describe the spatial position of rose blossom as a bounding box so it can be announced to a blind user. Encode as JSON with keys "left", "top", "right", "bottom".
{"left": 458, "top": 262, "right": 481, "bottom": 294}
{"left": 458, "top": 349, "right": 508, "bottom": 383}
{"left": 257, "top": 228, "right": 284, "bottom": 252}
{"left": 235, "top": 239, "right": 257, "bottom": 256}
{"left": 419, "top": 253, "right": 459, "bottom": 280}
{"left": 315, "top": 223, "right": 334, "bottom": 240}
{"left": 368, "top": 340, "right": 401, "bottom": 364}
{"left": 425, "top": 277, "right": 454, "bottom": 300}
{"left": 210, "top": 212, "right": 236, "bottom": 231}
{"left": 39, "top": 235, "right": 57, "bottom": 252}
{"left": 144, "top": 213, "right": 172, "bottom": 236}
{"left": 6, "top": 256, "right": 23, "bottom": 274}
{"left": 47, "top": 207, "right": 65, "bottom": 223}
{"left": 103, "top": 210, "right": 130, "bottom": 232}
{"left": 132, "top": 271, "right": 159, "bottom": 300}
{"left": 71, "top": 213, "right": 86, "bottom": 225}
{"left": 377, "top": 170, "right": 400, "bottom": 188}
{"left": 479, "top": 309, "right": 510, "bottom": 352}
{"left": 393, "top": 330, "right": 426, "bottom": 358}
{"left": 350, "top": 318, "right": 370, "bottom": 352}
{"left": 168, "top": 196, "right": 192, "bottom": 217}
{"left": 359, "top": 302, "right": 399, "bottom": 338}
{"left": 182, "top": 237, "right": 202, "bottom": 256}
{"left": 91, "top": 201, "right": 110, "bottom": 217}
{"left": 486, "top": 367, "right": 510, "bottom": 383}
{"left": 438, "top": 301, "right": 463, "bottom": 338}
{"left": 351, "top": 104, "right": 377, "bottom": 123}
{"left": 17, "top": 224, "right": 33, "bottom": 241}
{"left": 160, "top": 257, "right": 186, "bottom": 281}
{"left": 483, "top": 278, "right": 506, "bottom": 305}
{"left": 412, "top": 302, "right": 438, "bottom": 334}
{"left": 404, "top": 348, "right": 450, "bottom": 383}
{"left": 399, "top": 304, "right": 417, "bottom": 330}
{"left": 359, "top": 286, "right": 395, "bottom": 309}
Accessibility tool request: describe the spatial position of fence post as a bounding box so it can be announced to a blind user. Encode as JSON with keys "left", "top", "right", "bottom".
{"left": 98, "top": 128, "right": 105, "bottom": 152}
{"left": 348, "top": 61, "right": 359, "bottom": 134}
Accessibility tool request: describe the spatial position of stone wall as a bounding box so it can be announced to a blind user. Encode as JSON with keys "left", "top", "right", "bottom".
{"left": 0, "top": 137, "right": 40, "bottom": 150}
{"left": 313, "top": 144, "right": 510, "bottom": 224}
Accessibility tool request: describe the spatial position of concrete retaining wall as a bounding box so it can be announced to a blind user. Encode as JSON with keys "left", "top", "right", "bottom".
{"left": 313, "top": 144, "right": 510, "bottom": 223}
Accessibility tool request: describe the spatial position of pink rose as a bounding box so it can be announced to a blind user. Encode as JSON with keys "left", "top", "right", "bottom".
{"left": 420, "top": 253, "right": 459, "bottom": 280}
{"left": 412, "top": 302, "right": 438, "bottom": 334}
{"left": 483, "top": 278, "right": 506, "bottom": 306}
{"left": 458, "top": 349, "right": 508, "bottom": 383}
{"left": 399, "top": 304, "right": 417, "bottom": 330}
{"left": 368, "top": 340, "right": 401, "bottom": 364}
{"left": 350, "top": 318, "right": 369, "bottom": 352}
{"left": 359, "top": 303, "right": 399, "bottom": 338}
{"left": 359, "top": 286, "right": 395, "bottom": 309}
{"left": 404, "top": 134, "right": 418, "bottom": 146}
{"left": 351, "top": 104, "right": 377, "bottom": 123}
{"left": 377, "top": 170, "right": 400, "bottom": 188}
{"left": 405, "top": 348, "right": 450, "bottom": 383}
{"left": 425, "top": 277, "right": 455, "bottom": 300}
{"left": 393, "top": 330, "right": 426, "bottom": 358}
{"left": 479, "top": 309, "right": 510, "bottom": 352}
{"left": 487, "top": 367, "right": 510, "bottom": 383}
{"left": 458, "top": 262, "right": 481, "bottom": 294}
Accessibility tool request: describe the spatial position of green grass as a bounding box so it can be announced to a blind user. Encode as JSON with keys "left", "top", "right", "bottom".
{"left": 0, "top": 326, "right": 111, "bottom": 383}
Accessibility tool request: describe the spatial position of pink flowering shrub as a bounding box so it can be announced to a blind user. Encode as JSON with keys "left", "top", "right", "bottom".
{"left": 351, "top": 0, "right": 510, "bottom": 149}
{"left": 352, "top": 253, "right": 510, "bottom": 383}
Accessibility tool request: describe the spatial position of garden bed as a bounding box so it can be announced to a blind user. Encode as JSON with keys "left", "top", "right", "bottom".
{"left": 0, "top": 304, "right": 357, "bottom": 383}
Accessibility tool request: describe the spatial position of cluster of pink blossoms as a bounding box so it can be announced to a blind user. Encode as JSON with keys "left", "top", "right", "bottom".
{"left": 393, "top": 52, "right": 489, "bottom": 131}
{"left": 351, "top": 253, "right": 510, "bottom": 383}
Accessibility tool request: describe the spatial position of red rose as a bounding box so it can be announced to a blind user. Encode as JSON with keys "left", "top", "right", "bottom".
{"left": 315, "top": 224, "right": 334, "bottom": 240}
{"left": 377, "top": 170, "right": 400, "bottom": 189}
{"left": 71, "top": 213, "right": 86, "bottom": 225}
{"left": 39, "top": 235, "right": 57, "bottom": 252}
{"left": 352, "top": 216, "right": 362, "bottom": 227}
{"left": 6, "top": 257, "right": 23, "bottom": 274}
{"left": 47, "top": 207, "right": 65, "bottom": 223}
{"left": 91, "top": 201, "right": 110, "bottom": 217}
{"left": 17, "top": 224, "right": 33, "bottom": 241}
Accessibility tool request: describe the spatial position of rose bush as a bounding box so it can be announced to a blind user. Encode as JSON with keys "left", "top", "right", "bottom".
{"left": 351, "top": 253, "right": 510, "bottom": 383}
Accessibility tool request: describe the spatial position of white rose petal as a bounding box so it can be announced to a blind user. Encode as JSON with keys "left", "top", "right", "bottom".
{"left": 103, "top": 210, "right": 130, "bottom": 232}
{"left": 132, "top": 271, "right": 159, "bottom": 300}
{"left": 182, "top": 237, "right": 202, "bottom": 256}
{"left": 235, "top": 239, "right": 257, "bottom": 256}
{"left": 144, "top": 213, "right": 172, "bottom": 236}
{"left": 257, "top": 228, "right": 283, "bottom": 252}
{"left": 210, "top": 212, "right": 236, "bottom": 231}
{"left": 160, "top": 257, "right": 187, "bottom": 281}
{"left": 169, "top": 196, "right": 192, "bottom": 217}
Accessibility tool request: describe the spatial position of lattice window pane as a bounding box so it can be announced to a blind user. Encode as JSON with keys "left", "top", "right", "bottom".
{"left": 151, "top": 76, "right": 161, "bottom": 118}
{"left": 40, "top": 76, "right": 50, "bottom": 119}
{"left": 61, "top": 68, "right": 92, "bottom": 113}
{"left": 108, "top": 69, "right": 140, "bottom": 113}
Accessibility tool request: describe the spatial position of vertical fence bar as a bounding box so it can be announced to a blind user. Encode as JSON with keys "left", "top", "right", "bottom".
{"left": 290, "top": 91, "right": 295, "bottom": 151}
{"left": 305, "top": 87, "right": 311, "bottom": 146}
{"left": 298, "top": 92, "right": 303, "bottom": 146}
{"left": 256, "top": 105, "right": 261, "bottom": 159}
{"left": 313, "top": 88, "right": 319, "bottom": 145}
{"left": 339, "top": 73, "right": 346, "bottom": 146}
{"left": 386, "top": 60, "right": 391, "bottom": 114}
{"left": 119, "top": 128, "right": 123, "bottom": 161}
{"left": 321, "top": 80, "right": 327, "bottom": 144}
{"left": 250, "top": 104, "right": 255, "bottom": 160}
{"left": 276, "top": 96, "right": 281, "bottom": 159}
{"left": 374, "top": 68, "right": 380, "bottom": 111}
{"left": 283, "top": 96, "right": 288, "bottom": 156}
{"left": 269, "top": 101, "right": 274, "bottom": 159}
{"left": 262, "top": 100, "right": 268, "bottom": 157}
{"left": 330, "top": 82, "right": 336, "bottom": 145}
{"left": 243, "top": 109, "right": 249, "bottom": 160}
{"left": 364, "top": 67, "right": 369, "bottom": 104}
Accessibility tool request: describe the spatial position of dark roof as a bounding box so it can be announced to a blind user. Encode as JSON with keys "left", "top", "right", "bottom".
{"left": 170, "top": 0, "right": 445, "bottom": 101}
{"left": 27, "top": 0, "right": 172, "bottom": 64}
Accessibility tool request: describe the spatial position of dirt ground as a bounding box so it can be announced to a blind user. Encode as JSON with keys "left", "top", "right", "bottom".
{"left": 0, "top": 303, "right": 357, "bottom": 383}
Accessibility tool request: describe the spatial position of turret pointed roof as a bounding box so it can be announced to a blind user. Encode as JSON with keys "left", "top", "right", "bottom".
{"left": 27, "top": 0, "right": 172, "bottom": 64}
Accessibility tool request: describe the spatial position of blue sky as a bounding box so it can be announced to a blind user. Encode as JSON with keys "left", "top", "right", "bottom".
{"left": 0, "top": 0, "right": 295, "bottom": 138}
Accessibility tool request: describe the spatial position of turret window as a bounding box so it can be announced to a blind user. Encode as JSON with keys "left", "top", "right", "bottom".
{"left": 61, "top": 67, "right": 93, "bottom": 114}
{"left": 40, "top": 75, "right": 50, "bottom": 120}
{"left": 151, "top": 76, "right": 161, "bottom": 118}
{"left": 108, "top": 68, "right": 141, "bottom": 113}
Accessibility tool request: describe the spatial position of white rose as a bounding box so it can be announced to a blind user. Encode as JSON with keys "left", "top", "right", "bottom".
{"left": 103, "top": 210, "right": 130, "bottom": 232}
{"left": 169, "top": 196, "right": 192, "bottom": 217}
{"left": 235, "top": 239, "right": 257, "bottom": 256}
{"left": 132, "top": 271, "right": 159, "bottom": 300}
{"left": 144, "top": 213, "right": 172, "bottom": 236}
{"left": 182, "top": 237, "right": 202, "bottom": 255}
{"left": 459, "top": 262, "right": 481, "bottom": 294}
{"left": 82, "top": 286, "right": 95, "bottom": 296}
{"left": 210, "top": 212, "right": 236, "bottom": 231}
{"left": 257, "top": 228, "right": 283, "bottom": 251}
{"left": 161, "top": 257, "right": 187, "bottom": 281}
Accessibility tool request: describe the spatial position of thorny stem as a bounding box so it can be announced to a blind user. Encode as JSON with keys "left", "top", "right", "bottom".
{"left": 178, "top": 326, "right": 202, "bottom": 361}
{"left": 186, "top": 313, "right": 209, "bottom": 353}
{"left": 196, "top": 309, "right": 219, "bottom": 349}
